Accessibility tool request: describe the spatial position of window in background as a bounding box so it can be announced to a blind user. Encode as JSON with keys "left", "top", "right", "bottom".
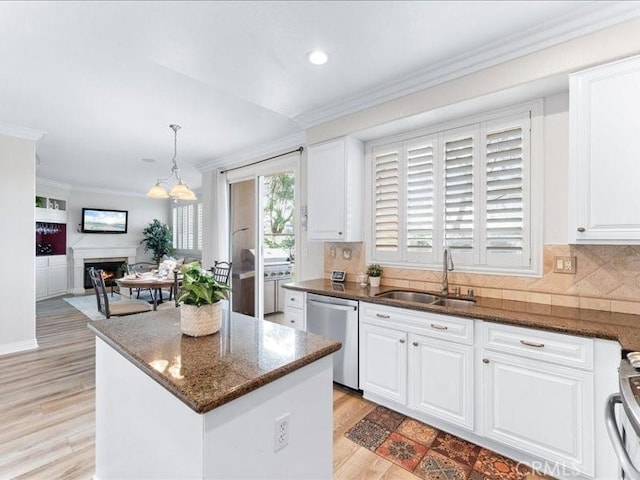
{"left": 172, "top": 202, "right": 202, "bottom": 252}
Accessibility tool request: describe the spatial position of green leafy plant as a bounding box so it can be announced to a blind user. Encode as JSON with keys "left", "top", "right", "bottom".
{"left": 177, "top": 262, "right": 230, "bottom": 307}
{"left": 140, "top": 219, "right": 174, "bottom": 264}
{"left": 366, "top": 263, "right": 383, "bottom": 277}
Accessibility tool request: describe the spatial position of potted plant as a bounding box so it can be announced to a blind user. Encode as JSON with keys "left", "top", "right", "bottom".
{"left": 367, "top": 263, "right": 383, "bottom": 287}
{"left": 177, "top": 262, "right": 230, "bottom": 336}
{"left": 141, "top": 219, "right": 174, "bottom": 264}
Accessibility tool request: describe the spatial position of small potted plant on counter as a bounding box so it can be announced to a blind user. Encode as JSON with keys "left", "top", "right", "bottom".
{"left": 177, "top": 262, "right": 230, "bottom": 337}
{"left": 367, "top": 263, "right": 383, "bottom": 288}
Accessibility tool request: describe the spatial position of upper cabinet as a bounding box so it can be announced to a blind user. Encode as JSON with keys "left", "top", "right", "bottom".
{"left": 569, "top": 55, "right": 640, "bottom": 244}
{"left": 307, "top": 137, "right": 363, "bottom": 242}
{"left": 35, "top": 195, "right": 68, "bottom": 223}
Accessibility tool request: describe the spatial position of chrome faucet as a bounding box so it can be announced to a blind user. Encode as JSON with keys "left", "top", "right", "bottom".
{"left": 441, "top": 247, "right": 454, "bottom": 296}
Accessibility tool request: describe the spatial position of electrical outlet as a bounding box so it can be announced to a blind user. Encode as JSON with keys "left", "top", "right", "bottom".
{"left": 274, "top": 413, "right": 290, "bottom": 452}
{"left": 553, "top": 256, "right": 577, "bottom": 274}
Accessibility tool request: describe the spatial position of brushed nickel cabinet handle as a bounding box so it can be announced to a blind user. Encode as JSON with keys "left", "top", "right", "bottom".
{"left": 520, "top": 340, "right": 545, "bottom": 348}
{"left": 412, "top": 341, "right": 418, "bottom": 347}
{"left": 399, "top": 339, "right": 405, "bottom": 343}
{"left": 376, "top": 313, "right": 390, "bottom": 319}
{"left": 431, "top": 324, "right": 448, "bottom": 330}
{"left": 482, "top": 358, "right": 490, "bottom": 364}
{"left": 577, "top": 227, "right": 585, "bottom": 233}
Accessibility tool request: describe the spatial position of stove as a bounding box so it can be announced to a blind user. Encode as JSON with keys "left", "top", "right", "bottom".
{"left": 264, "top": 262, "right": 292, "bottom": 280}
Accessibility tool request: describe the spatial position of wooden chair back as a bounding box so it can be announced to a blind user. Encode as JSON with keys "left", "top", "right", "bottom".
{"left": 88, "top": 267, "right": 112, "bottom": 318}
{"left": 211, "top": 261, "right": 232, "bottom": 285}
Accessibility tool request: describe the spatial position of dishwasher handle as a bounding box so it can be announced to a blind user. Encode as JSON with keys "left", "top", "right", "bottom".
{"left": 307, "top": 299, "right": 357, "bottom": 312}
{"left": 606, "top": 393, "right": 640, "bottom": 480}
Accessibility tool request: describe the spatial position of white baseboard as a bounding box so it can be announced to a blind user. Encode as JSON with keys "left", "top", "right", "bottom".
{"left": 0, "top": 339, "right": 38, "bottom": 356}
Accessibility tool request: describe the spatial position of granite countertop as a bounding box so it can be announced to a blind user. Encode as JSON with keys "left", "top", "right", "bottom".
{"left": 88, "top": 309, "right": 341, "bottom": 414}
{"left": 284, "top": 279, "right": 640, "bottom": 351}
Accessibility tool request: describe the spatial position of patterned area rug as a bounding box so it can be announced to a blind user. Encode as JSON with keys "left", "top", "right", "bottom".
{"left": 345, "top": 406, "right": 538, "bottom": 480}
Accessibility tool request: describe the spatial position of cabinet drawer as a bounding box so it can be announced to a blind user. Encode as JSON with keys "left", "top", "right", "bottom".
{"left": 482, "top": 322, "right": 593, "bottom": 370}
{"left": 284, "top": 290, "right": 305, "bottom": 309}
{"left": 361, "top": 302, "right": 473, "bottom": 345}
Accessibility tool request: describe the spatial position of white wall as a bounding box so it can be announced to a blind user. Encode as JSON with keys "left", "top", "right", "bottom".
{"left": 0, "top": 133, "right": 38, "bottom": 355}
{"left": 67, "top": 189, "right": 170, "bottom": 262}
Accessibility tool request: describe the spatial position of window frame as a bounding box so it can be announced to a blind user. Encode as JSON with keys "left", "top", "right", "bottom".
{"left": 364, "top": 100, "right": 543, "bottom": 277}
{"left": 172, "top": 201, "right": 203, "bottom": 255}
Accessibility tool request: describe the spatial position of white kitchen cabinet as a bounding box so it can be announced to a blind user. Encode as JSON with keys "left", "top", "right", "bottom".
{"left": 409, "top": 334, "right": 473, "bottom": 430}
{"left": 307, "top": 136, "right": 363, "bottom": 241}
{"left": 360, "top": 322, "right": 407, "bottom": 404}
{"left": 36, "top": 255, "right": 68, "bottom": 300}
{"left": 282, "top": 289, "right": 306, "bottom": 331}
{"left": 569, "top": 55, "right": 640, "bottom": 244}
{"left": 35, "top": 195, "right": 67, "bottom": 223}
{"left": 480, "top": 322, "right": 595, "bottom": 476}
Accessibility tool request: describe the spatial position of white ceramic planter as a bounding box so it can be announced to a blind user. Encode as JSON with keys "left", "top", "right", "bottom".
{"left": 180, "top": 302, "right": 223, "bottom": 337}
{"left": 369, "top": 276, "right": 381, "bottom": 288}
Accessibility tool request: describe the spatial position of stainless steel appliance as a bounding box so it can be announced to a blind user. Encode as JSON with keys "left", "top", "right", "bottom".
{"left": 240, "top": 248, "right": 292, "bottom": 315}
{"left": 306, "top": 293, "right": 359, "bottom": 390}
{"left": 606, "top": 358, "right": 640, "bottom": 480}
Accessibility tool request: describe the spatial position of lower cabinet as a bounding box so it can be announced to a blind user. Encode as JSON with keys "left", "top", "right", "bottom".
{"left": 409, "top": 335, "right": 473, "bottom": 430}
{"left": 360, "top": 322, "right": 407, "bottom": 404}
{"left": 36, "top": 255, "right": 67, "bottom": 300}
{"left": 282, "top": 289, "right": 306, "bottom": 331}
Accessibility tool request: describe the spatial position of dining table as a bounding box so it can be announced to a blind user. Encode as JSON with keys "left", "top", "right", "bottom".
{"left": 116, "top": 275, "right": 175, "bottom": 311}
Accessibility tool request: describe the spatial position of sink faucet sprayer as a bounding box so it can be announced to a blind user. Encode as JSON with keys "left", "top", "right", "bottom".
{"left": 441, "top": 247, "right": 454, "bottom": 296}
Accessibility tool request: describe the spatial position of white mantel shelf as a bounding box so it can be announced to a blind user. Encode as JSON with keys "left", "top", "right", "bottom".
{"left": 70, "top": 245, "right": 139, "bottom": 294}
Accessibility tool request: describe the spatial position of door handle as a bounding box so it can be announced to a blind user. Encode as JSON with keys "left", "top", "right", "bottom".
{"left": 605, "top": 394, "right": 640, "bottom": 480}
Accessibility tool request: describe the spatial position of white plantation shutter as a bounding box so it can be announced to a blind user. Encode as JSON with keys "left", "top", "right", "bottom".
{"left": 405, "top": 135, "right": 436, "bottom": 263}
{"left": 441, "top": 127, "right": 478, "bottom": 265}
{"left": 373, "top": 143, "right": 401, "bottom": 261}
{"left": 172, "top": 203, "right": 201, "bottom": 251}
{"left": 482, "top": 114, "right": 530, "bottom": 267}
{"left": 197, "top": 203, "right": 203, "bottom": 250}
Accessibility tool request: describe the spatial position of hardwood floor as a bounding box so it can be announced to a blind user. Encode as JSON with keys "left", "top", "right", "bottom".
{"left": 1, "top": 297, "right": 539, "bottom": 480}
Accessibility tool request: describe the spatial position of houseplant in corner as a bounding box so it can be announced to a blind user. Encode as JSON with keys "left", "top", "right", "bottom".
{"left": 177, "top": 262, "right": 230, "bottom": 336}
{"left": 367, "top": 263, "right": 383, "bottom": 288}
{"left": 140, "top": 219, "right": 174, "bottom": 264}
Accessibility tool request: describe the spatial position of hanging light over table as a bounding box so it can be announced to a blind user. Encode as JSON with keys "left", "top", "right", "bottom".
{"left": 146, "top": 124, "right": 197, "bottom": 201}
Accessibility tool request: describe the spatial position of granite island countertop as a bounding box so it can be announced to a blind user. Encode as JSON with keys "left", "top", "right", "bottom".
{"left": 88, "top": 308, "right": 341, "bottom": 413}
{"left": 284, "top": 279, "right": 640, "bottom": 351}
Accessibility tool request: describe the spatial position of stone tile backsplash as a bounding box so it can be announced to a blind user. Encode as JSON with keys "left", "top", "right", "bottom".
{"left": 323, "top": 243, "right": 640, "bottom": 314}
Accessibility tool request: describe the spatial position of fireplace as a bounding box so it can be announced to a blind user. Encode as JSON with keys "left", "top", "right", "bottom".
{"left": 84, "top": 259, "right": 127, "bottom": 289}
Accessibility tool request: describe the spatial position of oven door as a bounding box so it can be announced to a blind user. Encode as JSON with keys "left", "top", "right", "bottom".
{"left": 606, "top": 393, "right": 640, "bottom": 480}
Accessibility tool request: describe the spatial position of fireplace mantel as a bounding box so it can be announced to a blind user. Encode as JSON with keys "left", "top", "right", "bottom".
{"left": 71, "top": 245, "right": 139, "bottom": 294}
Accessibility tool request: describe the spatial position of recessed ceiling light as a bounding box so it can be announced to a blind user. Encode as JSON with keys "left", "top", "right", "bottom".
{"left": 142, "top": 158, "right": 156, "bottom": 163}
{"left": 307, "top": 50, "right": 329, "bottom": 66}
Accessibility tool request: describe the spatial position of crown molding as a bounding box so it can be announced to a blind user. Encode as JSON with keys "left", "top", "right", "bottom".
{"left": 197, "top": 131, "right": 306, "bottom": 172}
{"left": 0, "top": 122, "right": 46, "bottom": 142}
{"left": 36, "top": 177, "right": 72, "bottom": 191}
{"left": 69, "top": 184, "right": 154, "bottom": 198}
{"left": 295, "top": 2, "right": 640, "bottom": 128}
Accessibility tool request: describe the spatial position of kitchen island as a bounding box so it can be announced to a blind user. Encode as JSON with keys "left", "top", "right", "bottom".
{"left": 88, "top": 307, "right": 341, "bottom": 480}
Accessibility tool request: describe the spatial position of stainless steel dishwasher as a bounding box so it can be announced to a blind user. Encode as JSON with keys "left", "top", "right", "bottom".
{"left": 306, "top": 293, "right": 359, "bottom": 390}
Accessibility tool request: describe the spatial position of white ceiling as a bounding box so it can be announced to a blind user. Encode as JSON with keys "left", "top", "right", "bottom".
{"left": 1, "top": 1, "right": 638, "bottom": 195}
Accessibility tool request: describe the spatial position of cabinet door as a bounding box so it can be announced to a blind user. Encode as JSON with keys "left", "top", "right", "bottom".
{"left": 36, "top": 268, "right": 48, "bottom": 300}
{"left": 409, "top": 334, "right": 473, "bottom": 430}
{"left": 263, "top": 279, "right": 276, "bottom": 315}
{"left": 307, "top": 139, "right": 346, "bottom": 241}
{"left": 481, "top": 350, "right": 594, "bottom": 476}
{"left": 283, "top": 307, "right": 305, "bottom": 331}
{"left": 570, "top": 56, "right": 640, "bottom": 243}
{"left": 360, "top": 323, "right": 407, "bottom": 404}
{"left": 47, "top": 265, "right": 67, "bottom": 297}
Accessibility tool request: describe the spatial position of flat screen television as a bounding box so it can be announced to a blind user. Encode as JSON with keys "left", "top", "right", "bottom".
{"left": 81, "top": 208, "right": 128, "bottom": 234}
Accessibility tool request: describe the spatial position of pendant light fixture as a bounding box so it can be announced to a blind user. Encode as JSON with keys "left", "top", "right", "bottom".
{"left": 146, "top": 124, "right": 197, "bottom": 201}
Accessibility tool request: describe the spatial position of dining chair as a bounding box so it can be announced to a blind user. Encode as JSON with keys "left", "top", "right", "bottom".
{"left": 88, "top": 267, "right": 152, "bottom": 319}
{"left": 126, "top": 262, "right": 157, "bottom": 299}
{"left": 210, "top": 261, "right": 232, "bottom": 285}
{"left": 157, "top": 268, "right": 183, "bottom": 310}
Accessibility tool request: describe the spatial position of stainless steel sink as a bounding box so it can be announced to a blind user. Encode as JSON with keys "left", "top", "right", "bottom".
{"left": 375, "top": 290, "right": 475, "bottom": 308}
{"left": 376, "top": 291, "right": 440, "bottom": 304}
{"left": 431, "top": 298, "right": 475, "bottom": 308}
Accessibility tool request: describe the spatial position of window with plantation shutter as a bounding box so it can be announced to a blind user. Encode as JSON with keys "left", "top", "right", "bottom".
{"left": 482, "top": 113, "right": 530, "bottom": 267}
{"left": 442, "top": 128, "right": 477, "bottom": 265}
{"left": 373, "top": 144, "right": 401, "bottom": 260}
{"left": 405, "top": 135, "right": 436, "bottom": 263}
{"left": 172, "top": 202, "right": 203, "bottom": 252}
{"left": 366, "top": 102, "right": 540, "bottom": 276}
